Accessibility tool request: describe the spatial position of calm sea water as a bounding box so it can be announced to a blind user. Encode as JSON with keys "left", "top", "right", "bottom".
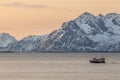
{"left": 0, "top": 53, "right": 120, "bottom": 80}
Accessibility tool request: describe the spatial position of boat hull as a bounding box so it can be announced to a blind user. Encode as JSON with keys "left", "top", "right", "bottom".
{"left": 89, "top": 60, "right": 105, "bottom": 63}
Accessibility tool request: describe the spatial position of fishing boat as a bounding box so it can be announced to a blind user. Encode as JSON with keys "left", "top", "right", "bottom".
{"left": 89, "top": 57, "right": 105, "bottom": 63}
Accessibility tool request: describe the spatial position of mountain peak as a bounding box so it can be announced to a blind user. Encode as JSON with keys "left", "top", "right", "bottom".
{"left": 81, "top": 12, "right": 94, "bottom": 16}
{"left": 0, "top": 33, "right": 17, "bottom": 48}
{"left": 79, "top": 12, "right": 95, "bottom": 18}
{"left": 105, "top": 13, "right": 120, "bottom": 19}
{"left": 0, "top": 33, "right": 16, "bottom": 40}
{"left": 0, "top": 33, "right": 11, "bottom": 36}
{"left": 106, "top": 13, "right": 119, "bottom": 16}
{"left": 75, "top": 12, "right": 95, "bottom": 24}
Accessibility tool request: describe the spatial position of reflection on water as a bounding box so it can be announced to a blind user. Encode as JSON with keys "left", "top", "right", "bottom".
{"left": 0, "top": 53, "right": 119, "bottom": 80}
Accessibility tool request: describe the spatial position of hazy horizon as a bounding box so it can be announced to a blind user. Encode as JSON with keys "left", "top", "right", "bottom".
{"left": 0, "top": 0, "right": 120, "bottom": 39}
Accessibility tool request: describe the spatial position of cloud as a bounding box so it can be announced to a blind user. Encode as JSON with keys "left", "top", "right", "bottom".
{"left": 0, "top": 2, "right": 47, "bottom": 8}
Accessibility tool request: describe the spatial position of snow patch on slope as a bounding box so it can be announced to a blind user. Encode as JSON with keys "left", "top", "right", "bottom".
{"left": 80, "top": 24, "right": 92, "bottom": 34}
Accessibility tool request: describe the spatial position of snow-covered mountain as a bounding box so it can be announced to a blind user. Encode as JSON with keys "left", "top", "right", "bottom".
{"left": 0, "top": 33, "right": 17, "bottom": 48}
{"left": 36, "top": 12, "right": 120, "bottom": 52}
{"left": 0, "top": 33, "right": 17, "bottom": 52}
{"left": 1, "top": 12, "right": 120, "bottom": 53}
{"left": 7, "top": 34, "right": 48, "bottom": 52}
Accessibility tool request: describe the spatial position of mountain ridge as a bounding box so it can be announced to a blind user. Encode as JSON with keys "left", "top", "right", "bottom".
{"left": 1, "top": 12, "right": 120, "bottom": 53}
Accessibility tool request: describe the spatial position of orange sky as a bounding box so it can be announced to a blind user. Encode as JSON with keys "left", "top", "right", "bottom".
{"left": 0, "top": 0, "right": 120, "bottom": 40}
